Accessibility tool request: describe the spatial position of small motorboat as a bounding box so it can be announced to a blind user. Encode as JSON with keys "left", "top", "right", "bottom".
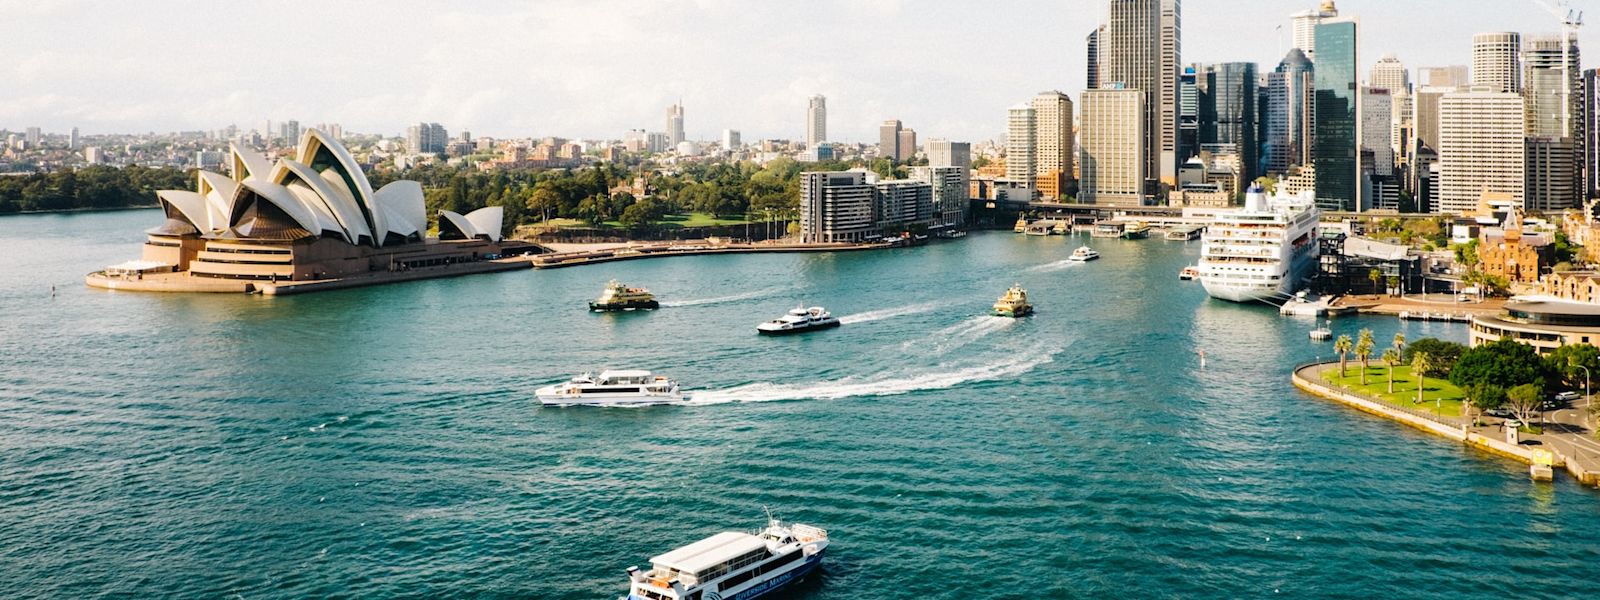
{"left": 757, "top": 306, "right": 841, "bottom": 335}
{"left": 1067, "top": 246, "right": 1100, "bottom": 262}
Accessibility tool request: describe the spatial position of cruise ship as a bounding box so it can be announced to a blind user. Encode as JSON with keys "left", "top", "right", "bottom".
{"left": 625, "top": 516, "right": 828, "bottom": 600}
{"left": 1197, "top": 185, "right": 1320, "bottom": 303}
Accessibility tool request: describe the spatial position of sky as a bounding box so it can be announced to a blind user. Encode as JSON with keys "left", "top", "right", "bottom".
{"left": 1, "top": 0, "right": 1595, "bottom": 142}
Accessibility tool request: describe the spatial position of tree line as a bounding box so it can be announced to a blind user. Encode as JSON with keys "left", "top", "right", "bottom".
{"left": 0, "top": 166, "right": 192, "bottom": 213}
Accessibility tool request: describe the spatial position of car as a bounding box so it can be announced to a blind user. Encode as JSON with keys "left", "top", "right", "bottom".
{"left": 1554, "top": 391, "right": 1581, "bottom": 402}
{"left": 1485, "top": 408, "right": 1514, "bottom": 419}
{"left": 1541, "top": 401, "right": 1561, "bottom": 410}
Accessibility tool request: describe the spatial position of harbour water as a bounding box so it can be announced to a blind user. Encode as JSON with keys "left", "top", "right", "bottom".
{"left": 3, "top": 209, "right": 1599, "bottom": 598}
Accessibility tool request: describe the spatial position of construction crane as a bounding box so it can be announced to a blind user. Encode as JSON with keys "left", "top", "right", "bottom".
{"left": 1528, "top": 0, "right": 1584, "bottom": 135}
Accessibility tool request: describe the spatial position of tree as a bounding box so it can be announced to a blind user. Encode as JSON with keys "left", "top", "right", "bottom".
{"left": 1382, "top": 348, "right": 1402, "bottom": 394}
{"left": 1544, "top": 344, "right": 1600, "bottom": 391}
{"left": 528, "top": 183, "right": 561, "bottom": 222}
{"left": 1402, "top": 338, "right": 1466, "bottom": 375}
{"left": 1387, "top": 275, "right": 1401, "bottom": 295}
{"left": 1449, "top": 338, "right": 1548, "bottom": 391}
{"left": 1355, "top": 329, "right": 1376, "bottom": 385}
{"left": 1368, "top": 268, "right": 1383, "bottom": 294}
{"left": 1467, "top": 382, "right": 1508, "bottom": 423}
{"left": 1392, "top": 332, "right": 1406, "bottom": 354}
{"left": 1453, "top": 239, "right": 1480, "bottom": 268}
{"left": 1506, "top": 383, "right": 1544, "bottom": 428}
{"left": 1334, "top": 334, "right": 1354, "bottom": 377}
{"left": 1412, "top": 351, "right": 1434, "bottom": 404}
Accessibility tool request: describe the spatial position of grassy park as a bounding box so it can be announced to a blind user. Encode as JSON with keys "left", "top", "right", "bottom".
{"left": 1317, "top": 364, "right": 1467, "bottom": 420}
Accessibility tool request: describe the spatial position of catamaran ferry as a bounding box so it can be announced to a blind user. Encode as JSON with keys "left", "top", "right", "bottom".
{"left": 1197, "top": 184, "right": 1320, "bottom": 303}
{"left": 536, "top": 370, "right": 684, "bottom": 406}
{"left": 625, "top": 516, "right": 829, "bottom": 600}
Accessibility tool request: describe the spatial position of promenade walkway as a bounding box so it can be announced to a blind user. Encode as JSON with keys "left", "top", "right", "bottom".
{"left": 1294, "top": 362, "right": 1600, "bottom": 488}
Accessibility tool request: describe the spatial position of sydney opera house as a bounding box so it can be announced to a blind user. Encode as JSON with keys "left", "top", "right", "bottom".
{"left": 87, "top": 129, "right": 524, "bottom": 294}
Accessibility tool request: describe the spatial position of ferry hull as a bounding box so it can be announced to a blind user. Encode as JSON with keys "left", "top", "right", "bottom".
{"left": 536, "top": 391, "right": 683, "bottom": 407}
{"left": 628, "top": 552, "right": 824, "bottom": 600}
{"left": 590, "top": 300, "right": 660, "bottom": 311}
{"left": 756, "top": 320, "right": 841, "bottom": 336}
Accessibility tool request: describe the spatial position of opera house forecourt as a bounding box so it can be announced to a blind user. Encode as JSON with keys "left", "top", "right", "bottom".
{"left": 85, "top": 129, "right": 531, "bottom": 295}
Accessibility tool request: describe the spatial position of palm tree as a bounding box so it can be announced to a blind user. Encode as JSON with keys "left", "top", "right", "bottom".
{"left": 1356, "top": 329, "right": 1375, "bottom": 385}
{"left": 1368, "top": 268, "right": 1383, "bottom": 295}
{"left": 1334, "top": 334, "right": 1354, "bottom": 378}
{"left": 1412, "top": 351, "right": 1433, "bottom": 405}
{"left": 1392, "top": 332, "right": 1406, "bottom": 354}
{"left": 1382, "top": 348, "right": 1401, "bottom": 394}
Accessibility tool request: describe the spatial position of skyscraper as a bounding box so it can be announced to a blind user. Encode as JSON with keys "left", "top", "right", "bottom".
{"left": 1362, "top": 87, "right": 1394, "bottom": 178}
{"left": 1473, "top": 32, "right": 1523, "bottom": 94}
{"left": 806, "top": 95, "right": 827, "bottom": 148}
{"left": 1178, "top": 65, "right": 1200, "bottom": 165}
{"left": 1289, "top": 1, "right": 1339, "bottom": 60}
{"left": 1313, "top": 18, "right": 1361, "bottom": 212}
{"left": 879, "top": 120, "right": 903, "bottom": 162}
{"left": 406, "top": 122, "right": 447, "bottom": 154}
{"left": 1264, "top": 49, "right": 1314, "bottom": 175}
{"left": 1032, "top": 91, "right": 1075, "bottom": 183}
{"left": 1437, "top": 90, "right": 1526, "bottom": 214}
{"left": 24, "top": 127, "right": 41, "bottom": 147}
{"left": 1201, "top": 62, "right": 1260, "bottom": 182}
{"left": 68, "top": 127, "right": 79, "bottom": 150}
{"left": 1370, "top": 54, "right": 1410, "bottom": 95}
{"left": 1522, "top": 34, "right": 1583, "bottom": 211}
{"left": 1586, "top": 69, "right": 1600, "bottom": 196}
{"left": 1079, "top": 88, "right": 1147, "bottom": 206}
{"left": 1086, "top": 25, "right": 1105, "bottom": 90}
{"left": 897, "top": 128, "right": 917, "bottom": 162}
{"left": 722, "top": 129, "right": 741, "bottom": 151}
{"left": 928, "top": 139, "right": 972, "bottom": 170}
{"left": 1102, "top": 0, "right": 1179, "bottom": 190}
{"left": 1006, "top": 104, "right": 1037, "bottom": 185}
{"left": 666, "top": 102, "right": 685, "bottom": 146}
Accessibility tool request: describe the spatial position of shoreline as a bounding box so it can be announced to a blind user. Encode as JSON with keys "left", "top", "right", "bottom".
{"left": 529, "top": 239, "right": 900, "bottom": 269}
{"left": 1292, "top": 362, "right": 1600, "bottom": 487}
{"left": 1, "top": 204, "right": 159, "bottom": 216}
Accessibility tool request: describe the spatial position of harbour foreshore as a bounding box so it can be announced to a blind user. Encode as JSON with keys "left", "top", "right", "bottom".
{"left": 528, "top": 239, "right": 897, "bottom": 269}
{"left": 86, "top": 258, "right": 531, "bottom": 295}
{"left": 1293, "top": 362, "right": 1600, "bottom": 487}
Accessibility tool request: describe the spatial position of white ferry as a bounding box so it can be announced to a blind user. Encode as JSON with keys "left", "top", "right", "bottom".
{"left": 625, "top": 516, "right": 829, "bottom": 600}
{"left": 536, "top": 370, "right": 684, "bottom": 406}
{"left": 756, "top": 306, "right": 841, "bottom": 335}
{"left": 1198, "top": 184, "right": 1320, "bottom": 303}
{"left": 1067, "top": 246, "right": 1100, "bottom": 262}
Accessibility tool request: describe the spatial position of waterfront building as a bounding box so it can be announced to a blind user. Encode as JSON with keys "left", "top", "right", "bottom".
{"left": 874, "top": 179, "right": 935, "bottom": 231}
{"left": 1523, "top": 34, "right": 1584, "bottom": 212}
{"left": 1102, "top": 0, "right": 1180, "bottom": 187}
{"left": 1079, "top": 88, "right": 1146, "bottom": 206}
{"left": 1006, "top": 104, "right": 1037, "bottom": 186}
{"left": 1437, "top": 90, "right": 1526, "bottom": 214}
{"left": 1473, "top": 32, "right": 1523, "bottom": 94}
{"left": 1032, "top": 91, "right": 1074, "bottom": 185}
{"left": 667, "top": 102, "right": 685, "bottom": 146}
{"left": 1264, "top": 49, "right": 1314, "bottom": 175}
{"left": 909, "top": 166, "right": 969, "bottom": 229}
{"left": 1290, "top": 0, "right": 1339, "bottom": 59}
{"left": 807, "top": 95, "right": 827, "bottom": 148}
{"left": 93, "top": 129, "right": 507, "bottom": 290}
{"left": 1470, "top": 297, "right": 1600, "bottom": 353}
{"left": 1313, "top": 18, "right": 1362, "bottom": 212}
{"left": 1200, "top": 62, "right": 1259, "bottom": 183}
{"left": 926, "top": 139, "right": 971, "bottom": 215}
{"left": 800, "top": 171, "right": 875, "bottom": 243}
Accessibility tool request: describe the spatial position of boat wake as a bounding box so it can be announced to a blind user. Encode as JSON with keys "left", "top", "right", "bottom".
{"left": 686, "top": 342, "right": 1062, "bottom": 405}
{"left": 903, "top": 315, "right": 1017, "bottom": 353}
{"left": 839, "top": 301, "right": 944, "bottom": 325}
{"left": 1027, "top": 258, "right": 1084, "bottom": 273}
{"left": 661, "top": 287, "right": 786, "bottom": 308}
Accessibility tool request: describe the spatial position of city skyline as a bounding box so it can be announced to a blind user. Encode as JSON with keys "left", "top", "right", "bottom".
{"left": 2, "top": 0, "right": 1597, "bottom": 141}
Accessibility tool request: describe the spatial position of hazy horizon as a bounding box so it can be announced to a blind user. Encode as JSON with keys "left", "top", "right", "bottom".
{"left": 2, "top": 0, "right": 1593, "bottom": 142}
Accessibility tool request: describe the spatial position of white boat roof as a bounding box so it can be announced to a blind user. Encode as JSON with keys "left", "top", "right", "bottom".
{"left": 599, "top": 370, "right": 653, "bottom": 379}
{"left": 651, "top": 531, "right": 767, "bottom": 574}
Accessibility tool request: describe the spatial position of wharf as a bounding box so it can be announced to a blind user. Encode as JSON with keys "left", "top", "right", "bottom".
{"left": 529, "top": 240, "right": 894, "bottom": 269}
{"left": 1332, "top": 294, "right": 1504, "bottom": 319}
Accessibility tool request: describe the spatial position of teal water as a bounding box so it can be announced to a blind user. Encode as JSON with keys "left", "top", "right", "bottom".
{"left": 3, "top": 209, "right": 1599, "bottom": 599}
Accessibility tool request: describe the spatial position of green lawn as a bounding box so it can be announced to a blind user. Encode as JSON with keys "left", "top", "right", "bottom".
{"left": 534, "top": 212, "right": 761, "bottom": 230}
{"left": 1318, "top": 364, "right": 1466, "bottom": 420}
